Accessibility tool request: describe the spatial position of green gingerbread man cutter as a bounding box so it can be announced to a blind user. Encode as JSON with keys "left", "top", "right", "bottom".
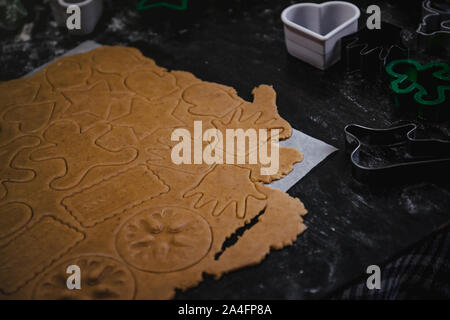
{"left": 386, "top": 59, "right": 450, "bottom": 121}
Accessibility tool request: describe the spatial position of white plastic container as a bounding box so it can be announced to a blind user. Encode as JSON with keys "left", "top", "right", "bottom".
{"left": 50, "top": 0, "right": 103, "bottom": 35}
{"left": 281, "top": 1, "right": 360, "bottom": 70}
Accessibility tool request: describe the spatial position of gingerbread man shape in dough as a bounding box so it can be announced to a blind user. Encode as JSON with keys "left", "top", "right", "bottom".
{"left": 31, "top": 120, "right": 138, "bottom": 190}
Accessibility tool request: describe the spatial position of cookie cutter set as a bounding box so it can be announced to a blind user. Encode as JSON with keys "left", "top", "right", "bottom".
{"left": 280, "top": 2, "right": 412, "bottom": 73}
{"left": 279, "top": 2, "right": 450, "bottom": 182}
{"left": 417, "top": 0, "right": 450, "bottom": 55}
{"left": 280, "top": 0, "right": 450, "bottom": 69}
{"left": 50, "top": 0, "right": 103, "bottom": 35}
{"left": 344, "top": 123, "right": 450, "bottom": 183}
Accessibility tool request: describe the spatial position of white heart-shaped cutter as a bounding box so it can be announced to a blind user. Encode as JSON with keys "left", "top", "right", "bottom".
{"left": 281, "top": 1, "right": 360, "bottom": 69}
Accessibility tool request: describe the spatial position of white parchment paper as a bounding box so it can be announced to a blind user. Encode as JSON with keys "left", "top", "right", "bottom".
{"left": 270, "top": 129, "right": 337, "bottom": 192}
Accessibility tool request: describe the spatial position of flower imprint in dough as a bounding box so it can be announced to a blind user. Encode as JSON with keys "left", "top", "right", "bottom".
{"left": 33, "top": 255, "right": 136, "bottom": 300}
{"left": 116, "top": 207, "right": 212, "bottom": 273}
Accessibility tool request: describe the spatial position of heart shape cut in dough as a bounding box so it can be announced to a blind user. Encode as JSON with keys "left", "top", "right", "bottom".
{"left": 4, "top": 102, "right": 55, "bottom": 133}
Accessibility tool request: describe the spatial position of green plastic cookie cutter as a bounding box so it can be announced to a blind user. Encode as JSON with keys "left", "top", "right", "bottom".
{"left": 137, "top": 0, "right": 188, "bottom": 11}
{"left": 386, "top": 59, "right": 450, "bottom": 121}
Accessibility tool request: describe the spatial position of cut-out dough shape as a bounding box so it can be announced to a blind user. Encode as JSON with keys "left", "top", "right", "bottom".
{"left": 0, "top": 202, "right": 33, "bottom": 239}
{"left": 241, "top": 85, "right": 292, "bottom": 139}
{"left": 30, "top": 120, "right": 137, "bottom": 190}
{"left": 62, "top": 165, "right": 169, "bottom": 227}
{"left": 96, "top": 126, "right": 139, "bottom": 151}
{"left": 212, "top": 107, "right": 281, "bottom": 157}
{"left": 0, "top": 121, "right": 21, "bottom": 147}
{"left": 238, "top": 145, "right": 304, "bottom": 183}
{"left": 46, "top": 59, "right": 91, "bottom": 89}
{"left": 33, "top": 255, "right": 136, "bottom": 300}
{"left": 113, "top": 97, "right": 183, "bottom": 140}
{"left": 92, "top": 46, "right": 147, "bottom": 74}
{"left": 0, "top": 216, "right": 84, "bottom": 294}
{"left": 184, "top": 165, "right": 267, "bottom": 218}
{"left": 88, "top": 69, "right": 129, "bottom": 92}
{"left": 183, "top": 82, "right": 241, "bottom": 117}
{"left": 3, "top": 102, "right": 55, "bottom": 133}
{"left": 67, "top": 113, "right": 102, "bottom": 133}
{"left": 62, "top": 82, "right": 119, "bottom": 119}
{"left": 125, "top": 70, "right": 178, "bottom": 100}
{"left": 0, "top": 136, "right": 40, "bottom": 200}
{"left": 0, "top": 78, "right": 39, "bottom": 108}
{"left": 143, "top": 127, "right": 213, "bottom": 175}
{"left": 116, "top": 207, "right": 212, "bottom": 272}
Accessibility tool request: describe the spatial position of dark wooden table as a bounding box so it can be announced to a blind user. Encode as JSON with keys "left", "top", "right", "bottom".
{"left": 1, "top": 0, "right": 449, "bottom": 299}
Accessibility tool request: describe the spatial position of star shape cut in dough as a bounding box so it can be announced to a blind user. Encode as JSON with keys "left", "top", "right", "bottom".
{"left": 113, "top": 97, "right": 183, "bottom": 140}
{"left": 62, "top": 81, "right": 130, "bottom": 120}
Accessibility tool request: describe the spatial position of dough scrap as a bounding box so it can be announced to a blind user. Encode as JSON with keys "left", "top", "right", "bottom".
{"left": 0, "top": 46, "right": 307, "bottom": 299}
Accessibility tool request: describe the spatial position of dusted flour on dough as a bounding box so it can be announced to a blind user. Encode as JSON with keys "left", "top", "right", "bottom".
{"left": 0, "top": 46, "right": 307, "bottom": 299}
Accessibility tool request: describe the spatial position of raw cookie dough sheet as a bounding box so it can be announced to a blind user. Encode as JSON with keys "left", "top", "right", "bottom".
{"left": 0, "top": 45, "right": 311, "bottom": 299}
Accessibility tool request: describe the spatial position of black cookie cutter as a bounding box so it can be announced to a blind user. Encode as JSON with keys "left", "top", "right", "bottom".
{"left": 344, "top": 123, "right": 450, "bottom": 183}
{"left": 341, "top": 22, "right": 409, "bottom": 78}
{"left": 417, "top": 0, "right": 450, "bottom": 55}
